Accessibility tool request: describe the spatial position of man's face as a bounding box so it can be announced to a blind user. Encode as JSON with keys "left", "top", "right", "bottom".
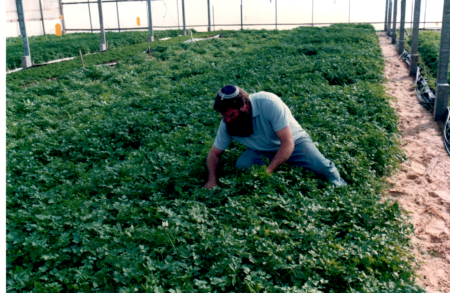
{"left": 221, "top": 107, "right": 253, "bottom": 137}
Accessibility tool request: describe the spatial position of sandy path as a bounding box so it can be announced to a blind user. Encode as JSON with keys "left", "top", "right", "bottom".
{"left": 378, "top": 33, "right": 450, "bottom": 293}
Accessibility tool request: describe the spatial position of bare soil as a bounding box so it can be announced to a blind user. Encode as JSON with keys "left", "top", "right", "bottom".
{"left": 378, "top": 33, "right": 450, "bottom": 293}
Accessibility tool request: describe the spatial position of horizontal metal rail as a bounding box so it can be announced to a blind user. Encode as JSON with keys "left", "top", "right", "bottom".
{"left": 6, "top": 17, "right": 61, "bottom": 22}
{"left": 63, "top": 21, "right": 444, "bottom": 32}
{"left": 63, "top": 0, "right": 152, "bottom": 4}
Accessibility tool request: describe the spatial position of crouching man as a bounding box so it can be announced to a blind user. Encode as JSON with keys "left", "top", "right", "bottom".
{"left": 203, "top": 85, "right": 347, "bottom": 188}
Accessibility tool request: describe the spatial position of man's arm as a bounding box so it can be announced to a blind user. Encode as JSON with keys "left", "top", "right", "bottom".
{"left": 203, "top": 145, "right": 225, "bottom": 188}
{"left": 266, "top": 126, "right": 295, "bottom": 173}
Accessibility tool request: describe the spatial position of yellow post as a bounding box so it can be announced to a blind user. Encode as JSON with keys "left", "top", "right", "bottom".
{"left": 137, "top": 17, "right": 141, "bottom": 26}
{"left": 55, "top": 23, "right": 62, "bottom": 36}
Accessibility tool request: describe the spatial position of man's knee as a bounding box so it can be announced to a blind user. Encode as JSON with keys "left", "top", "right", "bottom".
{"left": 236, "top": 149, "right": 270, "bottom": 170}
{"left": 235, "top": 155, "right": 252, "bottom": 170}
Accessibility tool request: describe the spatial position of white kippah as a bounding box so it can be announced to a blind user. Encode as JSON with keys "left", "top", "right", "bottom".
{"left": 218, "top": 85, "right": 240, "bottom": 100}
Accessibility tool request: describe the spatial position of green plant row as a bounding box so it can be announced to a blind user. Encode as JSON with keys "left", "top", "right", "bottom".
{"left": 405, "top": 30, "right": 446, "bottom": 88}
{"left": 404, "top": 30, "right": 450, "bottom": 106}
{"left": 6, "top": 31, "right": 218, "bottom": 87}
{"left": 7, "top": 24, "right": 424, "bottom": 292}
{"left": 6, "top": 30, "right": 194, "bottom": 71}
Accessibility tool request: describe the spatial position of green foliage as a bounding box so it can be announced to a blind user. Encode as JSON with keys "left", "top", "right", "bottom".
{"left": 405, "top": 30, "right": 448, "bottom": 89}
{"left": 7, "top": 24, "right": 424, "bottom": 292}
{"left": 6, "top": 30, "right": 193, "bottom": 70}
{"left": 6, "top": 31, "right": 217, "bottom": 86}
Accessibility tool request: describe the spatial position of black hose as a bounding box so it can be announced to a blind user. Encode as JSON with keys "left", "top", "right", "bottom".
{"left": 444, "top": 107, "right": 450, "bottom": 156}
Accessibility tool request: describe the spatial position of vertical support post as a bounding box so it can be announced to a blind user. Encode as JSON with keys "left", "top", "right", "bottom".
{"left": 241, "top": 0, "right": 243, "bottom": 30}
{"left": 275, "top": 0, "right": 277, "bottom": 30}
{"left": 387, "top": 0, "right": 392, "bottom": 35}
{"left": 409, "top": 0, "right": 421, "bottom": 77}
{"left": 182, "top": 0, "right": 186, "bottom": 35}
{"left": 411, "top": 0, "right": 413, "bottom": 28}
{"left": 59, "top": 0, "right": 66, "bottom": 34}
{"left": 213, "top": 6, "right": 215, "bottom": 31}
{"left": 348, "top": 0, "right": 350, "bottom": 24}
{"left": 147, "top": 0, "right": 154, "bottom": 41}
{"left": 116, "top": 0, "right": 120, "bottom": 32}
{"left": 207, "top": 0, "right": 211, "bottom": 31}
{"left": 98, "top": 0, "right": 107, "bottom": 51}
{"left": 434, "top": 0, "right": 450, "bottom": 121}
{"left": 398, "top": 0, "right": 406, "bottom": 54}
{"left": 15, "top": 0, "right": 32, "bottom": 69}
{"left": 423, "top": 0, "right": 427, "bottom": 29}
{"left": 38, "top": 0, "right": 46, "bottom": 35}
{"left": 177, "top": 0, "right": 180, "bottom": 31}
{"left": 312, "top": 0, "right": 314, "bottom": 27}
{"left": 385, "top": 0, "right": 389, "bottom": 31}
{"left": 88, "top": 0, "right": 93, "bottom": 33}
{"left": 392, "top": 0, "right": 398, "bottom": 44}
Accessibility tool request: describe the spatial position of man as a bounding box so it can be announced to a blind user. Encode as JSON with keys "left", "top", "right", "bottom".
{"left": 203, "top": 85, "right": 347, "bottom": 188}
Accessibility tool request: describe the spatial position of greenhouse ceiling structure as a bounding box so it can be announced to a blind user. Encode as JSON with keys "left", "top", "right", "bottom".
{"left": 5, "top": 0, "right": 446, "bottom": 37}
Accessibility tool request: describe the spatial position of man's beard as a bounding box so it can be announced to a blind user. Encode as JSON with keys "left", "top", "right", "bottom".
{"left": 225, "top": 110, "right": 253, "bottom": 137}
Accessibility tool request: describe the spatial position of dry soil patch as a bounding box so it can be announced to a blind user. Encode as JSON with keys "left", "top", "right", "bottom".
{"left": 378, "top": 33, "right": 450, "bottom": 293}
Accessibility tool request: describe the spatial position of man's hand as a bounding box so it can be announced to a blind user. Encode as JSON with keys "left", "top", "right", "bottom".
{"left": 203, "top": 146, "right": 224, "bottom": 188}
{"left": 266, "top": 126, "right": 294, "bottom": 173}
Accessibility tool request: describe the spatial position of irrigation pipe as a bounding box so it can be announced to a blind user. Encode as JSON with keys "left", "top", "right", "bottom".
{"left": 6, "top": 56, "right": 77, "bottom": 74}
{"left": 444, "top": 107, "right": 450, "bottom": 155}
{"left": 399, "top": 49, "right": 436, "bottom": 110}
{"left": 399, "top": 47, "right": 450, "bottom": 156}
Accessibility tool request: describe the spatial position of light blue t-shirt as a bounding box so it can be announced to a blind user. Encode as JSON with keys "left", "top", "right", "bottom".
{"left": 214, "top": 92, "right": 308, "bottom": 152}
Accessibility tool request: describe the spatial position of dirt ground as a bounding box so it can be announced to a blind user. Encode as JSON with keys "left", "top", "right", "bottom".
{"left": 378, "top": 33, "right": 450, "bottom": 292}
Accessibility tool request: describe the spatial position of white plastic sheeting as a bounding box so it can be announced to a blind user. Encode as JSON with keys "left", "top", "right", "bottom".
{"left": 6, "top": 0, "right": 62, "bottom": 37}
{"left": 6, "top": 0, "right": 446, "bottom": 37}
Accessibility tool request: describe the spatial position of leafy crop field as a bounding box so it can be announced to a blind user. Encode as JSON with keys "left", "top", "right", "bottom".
{"left": 405, "top": 30, "right": 450, "bottom": 106}
{"left": 6, "top": 31, "right": 214, "bottom": 86}
{"left": 406, "top": 31, "right": 449, "bottom": 88}
{"left": 6, "top": 30, "right": 187, "bottom": 71}
{"left": 7, "top": 24, "right": 424, "bottom": 292}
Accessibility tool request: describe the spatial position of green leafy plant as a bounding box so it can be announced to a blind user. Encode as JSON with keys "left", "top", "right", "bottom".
{"left": 6, "top": 30, "right": 196, "bottom": 70}
{"left": 7, "top": 24, "right": 424, "bottom": 292}
{"left": 6, "top": 31, "right": 218, "bottom": 86}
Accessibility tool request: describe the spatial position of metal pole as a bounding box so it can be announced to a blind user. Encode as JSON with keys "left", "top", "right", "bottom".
{"left": 434, "top": 0, "right": 450, "bottom": 121}
{"left": 177, "top": 0, "right": 180, "bottom": 31}
{"left": 15, "top": 0, "right": 32, "bottom": 68}
{"left": 38, "top": 0, "right": 46, "bottom": 35}
{"left": 423, "top": 0, "right": 427, "bottom": 29}
{"left": 398, "top": 0, "right": 406, "bottom": 54}
{"left": 98, "top": 0, "right": 107, "bottom": 51}
{"left": 392, "top": 0, "right": 398, "bottom": 44}
{"left": 312, "top": 0, "right": 314, "bottom": 27}
{"left": 147, "top": 0, "right": 154, "bottom": 41}
{"left": 409, "top": 0, "right": 421, "bottom": 77}
{"left": 241, "top": 0, "right": 243, "bottom": 30}
{"left": 348, "top": 0, "right": 350, "bottom": 24}
{"left": 207, "top": 0, "right": 211, "bottom": 31}
{"left": 275, "top": 0, "right": 277, "bottom": 30}
{"left": 387, "top": 0, "right": 392, "bottom": 36}
{"left": 182, "top": 0, "right": 186, "bottom": 35}
{"left": 88, "top": 0, "right": 93, "bottom": 33}
{"left": 385, "top": 0, "right": 389, "bottom": 31}
{"left": 213, "top": 6, "right": 215, "bottom": 31}
{"left": 59, "top": 0, "right": 66, "bottom": 34}
{"left": 411, "top": 0, "right": 413, "bottom": 28}
{"left": 116, "top": 0, "right": 120, "bottom": 32}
